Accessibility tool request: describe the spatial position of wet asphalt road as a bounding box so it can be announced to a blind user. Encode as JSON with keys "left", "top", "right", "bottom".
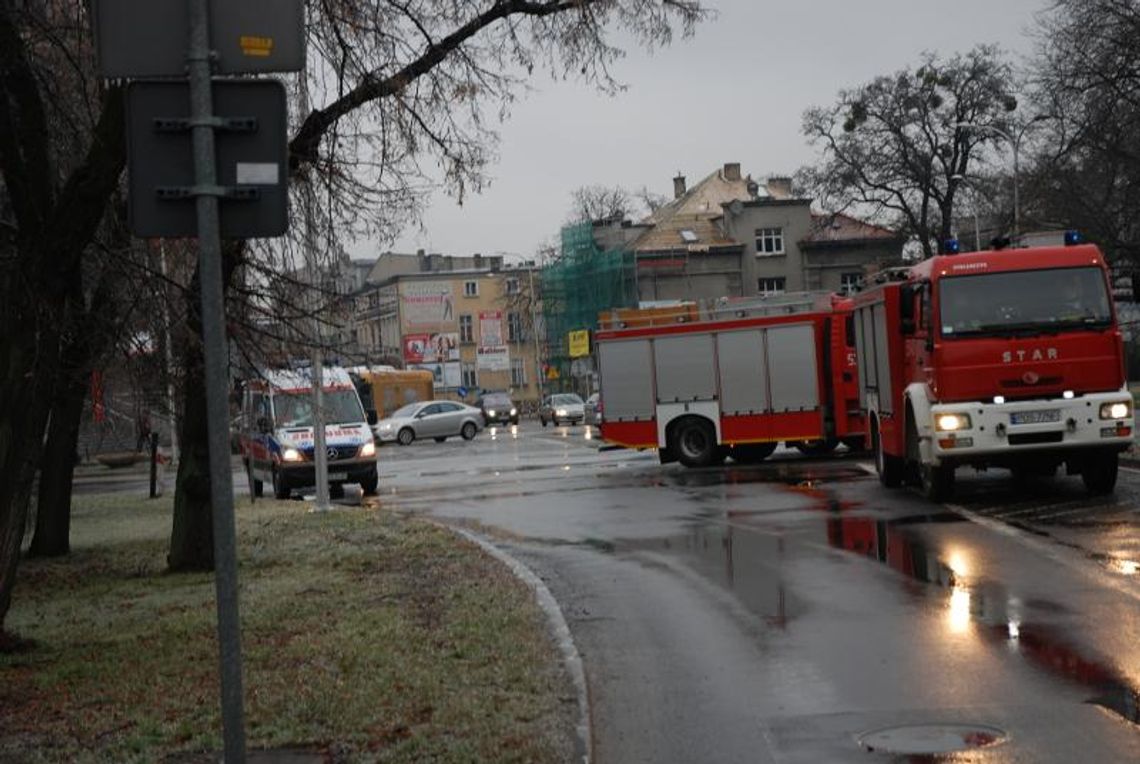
{"left": 375, "top": 421, "right": 1140, "bottom": 763}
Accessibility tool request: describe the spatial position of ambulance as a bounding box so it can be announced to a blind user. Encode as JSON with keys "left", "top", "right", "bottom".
{"left": 240, "top": 366, "right": 378, "bottom": 499}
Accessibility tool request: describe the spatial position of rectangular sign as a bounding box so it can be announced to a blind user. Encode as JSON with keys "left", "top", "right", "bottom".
{"left": 94, "top": 0, "right": 305, "bottom": 77}
{"left": 410, "top": 362, "right": 461, "bottom": 389}
{"left": 126, "top": 79, "right": 289, "bottom": 238}
{"left": 401, "top": 283, "right": 455, "bottom": 332}
{"left": 403, "top": 332, "right": 459, "bottom": 364}
{"left": 477, "top": 345, "right": 510, "bottom": 372}
{"left": 479, "top": 310, "right": 503, "bottom": 347}
{"left": 568, "top": 329, "right": 590, "bottom": 358}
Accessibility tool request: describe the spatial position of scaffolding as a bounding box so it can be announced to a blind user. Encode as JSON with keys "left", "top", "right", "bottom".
{"left": 541, "top": 222, "right": 637, "bottom": 392}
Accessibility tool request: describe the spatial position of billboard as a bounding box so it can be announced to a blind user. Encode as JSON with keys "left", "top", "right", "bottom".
{"left": 410, "top": 362, "right": 461, "bottom": 388}
{"left": 477, "top": 345, "right": 510, "bottom": 371}
{"left": 403, "top": 332, "right": 459, "bottom": 364}
{"left": 401, "top": 283, "right": 455, "bottom": 332}
{"left": 479, "top": 310, "right": 504, "bottom": 347}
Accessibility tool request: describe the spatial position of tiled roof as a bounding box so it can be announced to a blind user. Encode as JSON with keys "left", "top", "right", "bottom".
{"left": 633, "top": 168, "right": 757, "bottom": 253}
{"left": 804, "top": 212, "right": 902, "bottom": 243}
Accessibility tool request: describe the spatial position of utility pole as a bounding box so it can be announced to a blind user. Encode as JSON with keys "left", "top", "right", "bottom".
{"left": 527, "top": 265, "right": 543, "bottom": 407}
{"left": 186, "top": 0, "right": 245, "bottom": 757}
{"left": 299, "top": 75, "right": 330, "bottom": 512}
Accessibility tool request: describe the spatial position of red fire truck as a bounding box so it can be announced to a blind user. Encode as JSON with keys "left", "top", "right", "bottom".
{"left": 595, "top": 294, "right": 865, "bottom": 467}
{"left": 852, "top": 242, "right": 1133, "bottom": 500}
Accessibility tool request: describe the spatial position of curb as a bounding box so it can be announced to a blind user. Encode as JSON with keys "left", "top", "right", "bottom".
{"left": 449, "top": 527, "right": 592, "bottom": 764}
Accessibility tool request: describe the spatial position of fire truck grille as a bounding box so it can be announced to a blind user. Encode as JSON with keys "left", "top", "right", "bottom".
{"left": 999, "top": 376, "right": 1063, "bottom": 389}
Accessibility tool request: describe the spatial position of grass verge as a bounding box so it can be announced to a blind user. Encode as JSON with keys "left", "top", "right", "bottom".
{"left": 1, "top": 493, "right": 574, "bottom": 762}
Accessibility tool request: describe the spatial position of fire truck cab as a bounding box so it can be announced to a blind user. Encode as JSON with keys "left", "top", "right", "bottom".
{"left": 854, "top": 243, "right": 1133, "bottom": 500}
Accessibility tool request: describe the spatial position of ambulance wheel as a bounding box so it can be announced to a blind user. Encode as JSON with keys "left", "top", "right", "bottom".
{"left": 732, "top": 443, "right": 777, "bottom": 464}
{"left": 360, "top": 470, "right": 378, "bottom": 495}
{"left": 673, "top": 417, "right": 718, "bottom": 468}
{"left": 1082, "top": 450, "right": 1118, "bottom": 495}
{"left": 790, "top": 438, "right": 838, "bottom": 456}
{"left": 919, "top": 462, "right": 955, "bottom": 502}
{"left": 540, "top": 416, "right": 548, "bottom": 427}
{"left": 874, "top": 424, "right": 904, "bottom": 488}
{"left": 272, "top": 468, "right": 291, "bottom": 500}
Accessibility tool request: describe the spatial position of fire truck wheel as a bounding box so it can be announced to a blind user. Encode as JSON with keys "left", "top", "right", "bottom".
{"left": 841, "top": 436, "right": 868, "bottom": 453}
{"left": 1082, "top": 451, "right": 1118, "bottom": 495}
{"left": 673, "top": 417, "right": 718, "bottom": 468}
{"left": 732, "top": 443, "right": 777, "bottom": 464}
{"left": 790, "top": 438, "right": 838, "bottom": 456}
{"left": 874, "top": 425, "right": 904, "bottom": 488}
{"left": 919, "top": 462, "right": 955, "bottom": 502}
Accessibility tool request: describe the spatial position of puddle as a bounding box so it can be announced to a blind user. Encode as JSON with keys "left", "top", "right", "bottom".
{"left": 664, "top": 463, "right": 869, "bottom": 489}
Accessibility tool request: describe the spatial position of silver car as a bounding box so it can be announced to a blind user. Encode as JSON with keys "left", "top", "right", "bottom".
{"left": 373, "top": 400, "right": 484, "bottom": 445}
{"left": 540, "top": 393, "right": 586, "bottom": 426}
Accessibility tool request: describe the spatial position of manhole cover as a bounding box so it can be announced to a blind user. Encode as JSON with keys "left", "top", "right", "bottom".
{"left": 857, "top": 723, "right": 1007, "bottom": 755}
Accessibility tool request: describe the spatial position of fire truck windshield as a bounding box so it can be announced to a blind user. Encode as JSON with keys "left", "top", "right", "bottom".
{"left": 274, "top": 390, "right": 365, "bottom": 427}
{"left": 939, "top": 266, "right": 1112, "bottom": 338}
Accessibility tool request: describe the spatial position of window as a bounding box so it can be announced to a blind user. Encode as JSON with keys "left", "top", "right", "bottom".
{"left": 840, "top": 272, "right": 862, "bottom": 295}
{"left": 461, "top": 363, "right": 478, "bottom": 388}
{"left": 459, "top": 314, "right": 474, "bottom": 343}
{"left": 505, "top": 278, "right": 520, "bottom": 294}
{"left": 758, "top": 277, "right": 786, "bottom": 295}
{"left": 680, "top": 229, "right": 698, "bottom": 243}
{"left": 511, "top": 358, "right": 527, "bottom": 386}
{"left": 755, "top": 227, "right": 785, "bottom": 255}
{"left": 507, "top": 312, "right": 523, "bottom": 342}
{"left": 464, "top": 280, "right": 479, "bottom": 297}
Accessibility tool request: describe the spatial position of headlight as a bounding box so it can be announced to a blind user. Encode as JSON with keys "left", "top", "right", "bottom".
{"left": 360, "top": 441, "right": 376, "bottom": 457}
{"left": 379, "top": 422, "right": 392, "bottom": 431}
{"left": 936, "top": 413, "right": 971, "bottom": 432}
{"left": 556, "top": 408, "right": 567, "bottom": 416}
{"left": 1100, "top": 401, "right": 1132, "bottom": 420}
{"left": 510, "top": 408, "right": 517, "bottom": 416}
{"left": 487, "top": 409, "right": 496, "bottom": 417}
{"left": 282, "top": 447, "right": 302, "bottom": 462}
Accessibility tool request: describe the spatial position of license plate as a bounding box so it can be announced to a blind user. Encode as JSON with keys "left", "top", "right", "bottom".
{"left": 1010, "top": 410, "right": 1061, "bottom": 425}
{"left": 328, "top": 472, "right": 348, "bottom": 481}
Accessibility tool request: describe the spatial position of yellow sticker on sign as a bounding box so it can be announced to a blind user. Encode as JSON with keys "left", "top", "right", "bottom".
{"left": 240, "top": 36, "right": 274, "bottom": 58}
{"left": 568, "top": 329, "right": 590, "bottom": 358}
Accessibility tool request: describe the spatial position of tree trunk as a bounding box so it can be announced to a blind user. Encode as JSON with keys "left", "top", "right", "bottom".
{"left": 28, "top": 361, "right": 89, "bottom": 557}
{"left": 0, "top": 311, "right": 56, "bottom": 631}
{"left": 168, "top": 331, "right": 215, "bottom": 571}
{"left": 168, "top": 241, "right": 243, "bottom": 572}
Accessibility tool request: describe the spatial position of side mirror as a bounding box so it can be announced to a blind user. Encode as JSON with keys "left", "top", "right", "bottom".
{"left": 256, "top": 416, "right": 272, "bottom": 434}
{"left": 899, "top": 284, "right": 916, "bottom": 335}
{"left": 366, "top": 409, "right": 378, "bottom": 426}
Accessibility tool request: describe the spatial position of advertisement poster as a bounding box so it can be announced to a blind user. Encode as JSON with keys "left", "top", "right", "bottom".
{"left": 410, "top": 362, "right": 461, "bottom": 388}
{"left": 476, "top": 345, "right": 510, "bottom": 371}
{"left": 568, "top": 329, "right": 590, "bottom": 358}
{"left": 403, "top": 332, "right": 459, "bottom": 364}
{"left": 479, "top": 310, "right": 503, "bottom": 347}
{"left": 401, "top": 283, "right": 455, "bottom": 332}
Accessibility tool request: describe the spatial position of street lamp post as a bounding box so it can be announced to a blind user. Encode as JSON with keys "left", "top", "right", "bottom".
{"left": 955, "top": 122, "right": 1020, "bottom": 241}
{"left": 950, "top": 174, "right": 981, "bottom": 251}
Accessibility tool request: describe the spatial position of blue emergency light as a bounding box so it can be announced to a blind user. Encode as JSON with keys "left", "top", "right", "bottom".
{"left": 942, "top": 238, "right": 961, "bottom": 255}
{"left": 1064, "top": 230, "right": 1082, "bottom": 246}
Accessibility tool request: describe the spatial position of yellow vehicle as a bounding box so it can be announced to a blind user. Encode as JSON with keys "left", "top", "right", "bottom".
{"left": 351, "top": 367, "right": 435, "bottom": 421}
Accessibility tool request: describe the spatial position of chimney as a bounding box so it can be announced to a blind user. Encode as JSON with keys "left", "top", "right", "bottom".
{"left": 723, "top": 162, "right": 741, "bottom": 181}
{"left": 746, "top": 178, "right": 760, "bottom": 199}
{"left": 673, "top": 173, "right": 686, "bottom": 199}
{"left": 473, "top": 253, "right": 483, "bottom": 269}
{"left": 417, "top": 249, "right": 428, "bottom": 271}
{"left": 767, "top": 176, "right": 793, "bottom": 199}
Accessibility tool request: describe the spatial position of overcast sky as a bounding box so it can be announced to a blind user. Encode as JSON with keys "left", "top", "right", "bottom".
{"left": 381, "top": 0, "right": 1047, "bottom": 263}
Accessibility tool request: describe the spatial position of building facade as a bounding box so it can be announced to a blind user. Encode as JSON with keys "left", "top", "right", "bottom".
{"left": 352, "top": 253, "right": 543, "bottom": 406}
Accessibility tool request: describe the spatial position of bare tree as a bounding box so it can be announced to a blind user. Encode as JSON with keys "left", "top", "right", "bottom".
{"left": 567, "top": 184, "right": 634, "bottom": 223}
{"left": 799, "top": 46, "right": 1019, "bottom": 259}
{"left": 0, "top": 0, "right": 712, "bottom": 630}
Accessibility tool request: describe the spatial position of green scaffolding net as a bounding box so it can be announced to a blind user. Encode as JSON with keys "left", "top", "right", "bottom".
{"left": 540, "top": 222, "right": 637, "bottom": 391}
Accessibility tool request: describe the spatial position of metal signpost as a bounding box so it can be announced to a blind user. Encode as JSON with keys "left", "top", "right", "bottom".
{"left": 96, "top": 0, "right": 304, "bottom": 760}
